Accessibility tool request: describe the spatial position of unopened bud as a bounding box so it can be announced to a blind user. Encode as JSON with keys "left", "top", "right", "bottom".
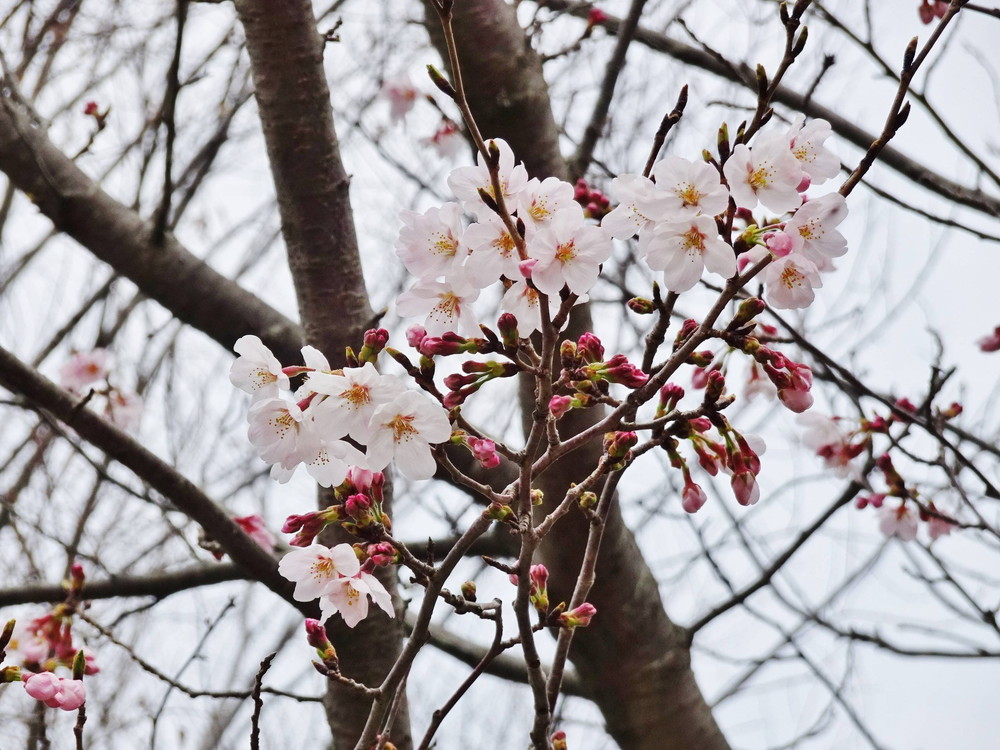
{"left": 578, "top": 491, "right": 598, "bottom": 509}
{"left": 558, "top": 603, "right": 597, "bottom": 629}
{"left": 461, "top": 581, "right": 477, "bottom": 602}
{"left": 627, "top": 297, "right": 655, "bottom": 314}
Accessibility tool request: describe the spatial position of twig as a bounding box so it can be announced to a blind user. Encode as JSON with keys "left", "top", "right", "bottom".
{"left": 249, "top": 652, "right": 277, "bottom": 750}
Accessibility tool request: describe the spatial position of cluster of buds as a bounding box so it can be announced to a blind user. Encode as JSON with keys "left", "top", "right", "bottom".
{"left": 573, "top": 178, "right": 611, "bottom": 219}
{"left": 604, "top": 431, "right": 637, "bottom": 471}
{"left": 665, "top": 415, "right": 764, "bottom": 510}
{"left": 554, "top": 333, "right": 648, "bottom": 409}
{"left": 283, "top": 468, "right": 390, "bottom": 543}
{"left": 304, "top": 618, "right": 339, "bottom": 671}
{"left": 347, "top": 328, "right": 390, "bottom": 367}
{"left": 451, "top": 431, "right": 501, "bottom": 469}
{"left": 443, "top": 359, "right": 520, "bottom": 408}
{"left": 749, "top": 345, "right": 813, "bottom": 413}
{"left": 509, "top": 564, "right": 550, "bottom": 613}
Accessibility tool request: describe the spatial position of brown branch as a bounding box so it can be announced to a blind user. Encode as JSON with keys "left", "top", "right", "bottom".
{"left": 0, "top": 345, "right": 307, "bottom": 615}
{"left": 0, "top": 88, "right": 305, "bottom": 364}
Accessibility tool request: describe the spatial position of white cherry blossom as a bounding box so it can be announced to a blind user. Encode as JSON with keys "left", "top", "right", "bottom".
{"left": 271, "top": 438, "right": 367, "bottom": 487}
{"left": 447, "top": 138, "right": 528, "bottom": 218}
{"left": 319, "top": 572, "right": 394, "bottom": 627}
{"left": 230, "top": 336, "right": 289, "bottom": 400}
{"left": 761, "top": 253, "right": 822, "bottom": 309}
{"left": 307, "top": 363, "right": 405, "bottom": 442}
{"left": 462, "top": 213, "right": 523, "bottom": 288}
{"left": 278, "top": 543, "right": 361, "bottom": 602}
{"left": 247, "top": 397, "right": 317, "bottom": 472}
{"left": 500, "top": 280, "right": 561, "bottom": 334}
{"left": 366, "top": 390, "right": 452, "bottom": 480}
{"left": 650, "top": 156, "right": 730, "bottom": 219}
{"left": 529, "top": 207, "right": 612, "bottom": 296}
{"left": 395, "top": 202, "right": 468, "bottom": 282}
{"left": 784, "top": 193, "right": 848, "bottom": 263}
{"left": 643, "top": 215, "right": 736, "bottom": 292}
{"left": 723, "top": 132, "right": 803, "bottom": 215}
{"left": 601, "top": 173, "right": 671, "bottom": 240}
{"left": 396, "top": 278, "right": 481, "bottom": 337}
{"left": 786, "top": 115, "right": 839, "bottom": 184}
{"left": 517, "top": 176, "right": 576, "bottom": 228}
{"left": 59, "top": 348, "right": 110, "bottom": 392}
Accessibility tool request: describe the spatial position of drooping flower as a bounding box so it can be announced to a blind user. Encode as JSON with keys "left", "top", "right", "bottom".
{"left": 234, "top": 514, "right": 277, "bottom": 552}
{"left": 319, "top": 572, "right": 395, "bottom": 628}
{"left": 230, "top": 336, "right": 289, "bottom": 400}
{"left": 246, "top": 397, "right": 317, "bottom": 473}
{"left": 104, "top": 390, "right": 143, "bottom": 432}
{"left": 723, "top": 132, "right": 803, "bottom": 215}
{"left": 649, "top": 155, "right": 730, "bottom": 219}
{"left": 761, "top": 253, "right": 822, "bottom": 309}
{"left": 643, "top": 215, "right": 736, "bottom": 292}
{"left": 59, "top": 349, "right": 110, "bottom": 393}
{"left": 395, "top": 202, "right": 468, "bottom": 282}
{"left": 878, "top": 502, "right": 918, "bottom": 541}
{"left": 278, "top": 543, "right": 361, "bottom": 602}
{"left": 366, "top": 391, "right": 452, "bottom": 480}
{"left": 396, "top": 278, "right": 482, "bottom": 338}
{"left": 528, "top": 208, "right": 612, "bottom": 296}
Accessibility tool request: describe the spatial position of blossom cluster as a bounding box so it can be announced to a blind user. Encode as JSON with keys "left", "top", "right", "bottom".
{"left": 2, "top": 566, "right": 96, "bottom": 711}
{"left": 58, "top": 348, "right": 143, "bottom": 431}
{"left": 230, "top": 333, "right": 452, "bottom": 482}
{"left": 279, "top": 542, "right": 394, "bottom": 628}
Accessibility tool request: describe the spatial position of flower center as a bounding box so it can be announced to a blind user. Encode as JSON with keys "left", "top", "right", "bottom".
{"left": 779, "top": 266, "right": 806, "bottom": 289}
{"left": 676, "top": 183, "right": 702, "bottom": 207}
{"left": 340, "top": 384, "right": 371, "bottom": 409}
{"left": 555, "top": 240, "right": 577, "bottom": 263}
{"left": 529, "top": 198, "right": 550, "bottom": 222}
{"left": 310, "top": 556, "right": 335, "bottom": 581}
{"left": 494, "top": 232, "right": 516, "bottom": 258}
{"left": 682, "top": 229, "right": 706, "bottom": 254}
{"left": 432, "top": 231, "right": 458, "bottom": 257}
{"left": 749, "top": 164, "right": 772, "bottom": 190}
{"left": 388, "top": 414, "right": 418, "bottom": 443}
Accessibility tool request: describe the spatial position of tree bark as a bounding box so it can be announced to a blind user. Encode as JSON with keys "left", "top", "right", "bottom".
{"left": 233, "top": 2, "right": 410, "bottom": 747}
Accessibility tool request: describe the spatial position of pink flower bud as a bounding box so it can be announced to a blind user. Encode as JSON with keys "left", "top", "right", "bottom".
{"left": 406, "top": 325, "right": 427, "bottom": 349}
{"left": 765, "top": 231, "right": 794, "bottom": 257}
{"left": 795, "top": 174, "right": 812, "bottom": 193}
{"left": 24, "top": 673, "right": 86, "bottom": 711}
{"left": 519, "top": 258, "right": 537, "bottom": 278}
{"left": 918, "top": 1, "right": 934, "bottom": 24}
{"left": 658, "top": 383, "right": 684, "bottom": 413}
{"left": 576, "top": 333, "right": 604, "bottom": 363}
{"left": 366, "top": 542, "right": 396, "bottom": 566}
{"left": 977, "top": 326, "right": 1000, "bottom": 352}
{"left": 234, "top": 514, "right": 276, "bottom": 552}
{"left": 601, "top": 354, "right": 649, "bottom": 388}
{"left": 682, "top": 482, "right": 708, "bottom": 513}
{"left": 587, "top": 7, "right": 609, "bottom": 25}
{"left": 558, "top": 602, "right": 597, "bottom": 629}
{"left": 731, "top": 471, "right": 760, "bottom": 506}
{"left": 549, "top": 395, "right": 572, "bottom": 419}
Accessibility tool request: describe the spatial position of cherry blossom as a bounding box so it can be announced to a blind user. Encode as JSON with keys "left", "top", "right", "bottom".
{"left": 278, "top": 543, "right": 361, "bottom": 602}
{"left": 786, "top": 116, "right": 839, "bottom": 184}
{"left": 761, "top": 253, "right": 822, "bottom": 309}
{"left": 307, "top": 363, "right": 405, "bottom": 442}
{"left": 395, "top": 202, "right": 468, "bottom": 282}
{"left": 104, "top": 390, "right": 143, "bottom": 431}
{"left": 461, "top": 213, "right": 523, "bottom": 287}
{"left": 246, "top": 397, "right": 317, "bottom": 473}
{"left": 396, "top": 278, "right": 481, "bottom": 338}
{"left": 381, "top": 73, "right": 419, "bottom": 122}
{"left": 643, "top": 215, "right": 736, "bottom": 292}
{"left": 649, "top": 155, "right": 730, "bottom": 219}
{"left": 517, "top": 176, "right": 576, "bottom": 228}
{"left": 878, "top": 502, "right": 918, "bottom": 541}
{"left": 799, "top": 413, "right": 861, "bottom": 476}
{"left": 234, "top": 514, "right": 276, "bottom": 552}
{"left": 230, "top": 336, "right": 289, "bottom": 400}
{"left": 501, "top": 281, "right": 561, "bottom": 334}
{"left": 423, "top": 119, "right": 464, "bottom": 160}
{"left": 723, "top": 132, "right": 803, "bottom": 215}
{"left": 447, "top": 137, "right": 528, "bottom": 218}
{"left": 366, "top": 391, "right": 452, "bottom": 480}
{"left": 59, "top": 349, "right": 110, "bottom": 392}
{"left": 601, "top": 173, "right": 671, "bottom": 240}
{"left": 319, "top": 572, "right": 395, "bottom": 628}
{"left": 785, "top": 193, "right": 848, "bottom": 262}
{"left": 529, "top": 208, "right": 612, "bottom": 296}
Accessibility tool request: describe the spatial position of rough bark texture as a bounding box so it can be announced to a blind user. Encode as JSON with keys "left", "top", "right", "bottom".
{"left": 232, "top": 2, "right": 410, "bottom": 747}
{"left": 426, "top": 2, "right": 731, "bottom": 748}
{"left": 0, "top": 96, "right": 304, "bottom": 365}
